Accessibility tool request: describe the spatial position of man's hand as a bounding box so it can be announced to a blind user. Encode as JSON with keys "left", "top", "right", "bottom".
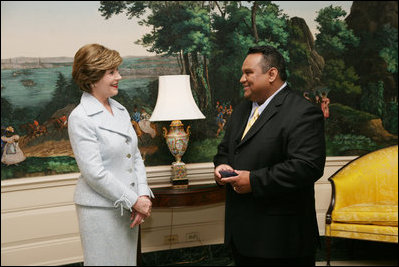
{"left": 214, "top": 164, "right": 234, "bottom": 185}
{"left": 221, "top": 170, "right": 252, "bottom": 194}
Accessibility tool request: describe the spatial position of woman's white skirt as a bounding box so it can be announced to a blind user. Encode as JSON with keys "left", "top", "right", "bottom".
{"left": 75, "top": 204, "right": 138, "bottom": 266}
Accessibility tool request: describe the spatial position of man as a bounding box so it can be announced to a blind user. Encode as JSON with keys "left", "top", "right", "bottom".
{"left": 213, "top": 46, "right": 326, "bottom": 266}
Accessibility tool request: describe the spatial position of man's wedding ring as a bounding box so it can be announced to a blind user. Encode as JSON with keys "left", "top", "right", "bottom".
{"left": 233, "top": 187, "right": 238, "bottom": 192}
{"left": 141, "top": 220, "right": 145, "bottom": 223}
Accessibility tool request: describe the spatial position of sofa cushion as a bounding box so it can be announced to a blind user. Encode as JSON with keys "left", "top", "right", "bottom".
{"left": 329, "top": 222, "right": 398, "bottom": 243}
{"left": 333, "top": 203, "right": 398, "bottom": 226}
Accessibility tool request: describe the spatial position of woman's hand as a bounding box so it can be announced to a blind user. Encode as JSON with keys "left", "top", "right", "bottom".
{"left": 132, "top": 196, "right": 152, "bottom": 217}
{"left": 130, "top": 210, "right": 146, "bottom": 228}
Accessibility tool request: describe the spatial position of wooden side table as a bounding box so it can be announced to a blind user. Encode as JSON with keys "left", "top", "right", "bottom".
{"left": 137, "top": 184, "right": 226, "bottom": 265}
{"left": 151, "top": 183, "right": 226, "bottom": 208}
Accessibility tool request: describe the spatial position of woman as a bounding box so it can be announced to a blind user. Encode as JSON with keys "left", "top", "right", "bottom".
{"left": 68, "top": 43, "right": 153, "bottom": 266}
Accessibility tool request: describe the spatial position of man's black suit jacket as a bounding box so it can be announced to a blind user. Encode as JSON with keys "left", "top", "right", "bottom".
{"left": 214, "top": 86, "right": 326, "bottom": 259}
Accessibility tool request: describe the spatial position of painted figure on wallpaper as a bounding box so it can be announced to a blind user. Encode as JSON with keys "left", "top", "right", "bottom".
{"left": 1, "top": 126, "right": 26, "bottom": 165}
{"left": 19, "top": 120, "right": 45, "bottom": 139}
{"left": 1, "top": 127, "right": 5, "bottom": 156}
{"left": 130, "top": 107, "right": 159, "bottom": 161}
{"left": 130, "top": 106, "right": 157, "bottom": 140}
{"left": 132, "top": 105, "right": 141, "bottom": 123}
{"left": 321, "top": 92, "right": 330, "bottom": 119}
{"left": 215, "top": 101, "right": 233, "bottom": 137}
{"left": 215, "top": 103, "right": 226, "bottom": 137}
{"left": 47, "top": 115, "right": 68, "bottom": 133}
{"left": 131, "top": 105, "right": 143, "bottom": 138}
{"left": 303, "top": 89, "right": 331, "bottom": 119}
{"left": 138, "top": 108, "right": 157, "bottom": 138}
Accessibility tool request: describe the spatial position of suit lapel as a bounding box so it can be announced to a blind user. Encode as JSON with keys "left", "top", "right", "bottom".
{"left": 237, "top": 87, "right": 290, "bottom": 147}
{"left": 80, "top": 92, "right": 132, "bottom": 140}
{"left": 98, "top": 108, "right": 132, "bottom": 140}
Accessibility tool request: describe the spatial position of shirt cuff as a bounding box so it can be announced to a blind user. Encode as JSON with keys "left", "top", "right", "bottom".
{"left": 138, "top": 184, "right": 155, "bottom": 198}
{"left": 114, "top": 192, "right": 137, "bottom": 216}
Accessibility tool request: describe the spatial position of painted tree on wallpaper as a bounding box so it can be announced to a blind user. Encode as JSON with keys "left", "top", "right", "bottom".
{"left": 99, "top": 1, "right": 398, "bottom": 154}
{"left": 1, "top": 1, "right": 397, "bottom": 179}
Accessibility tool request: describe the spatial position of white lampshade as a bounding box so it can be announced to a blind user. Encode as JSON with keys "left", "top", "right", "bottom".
{"left": 150, "top": 75, "right": 205, "bottom": 121}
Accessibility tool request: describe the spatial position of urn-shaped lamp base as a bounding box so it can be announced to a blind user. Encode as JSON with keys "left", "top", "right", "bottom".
{"left": 163, "top": 120, "right": 191, "bottom": 188}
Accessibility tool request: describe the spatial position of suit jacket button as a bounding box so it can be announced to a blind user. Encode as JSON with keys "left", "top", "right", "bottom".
{"left": 131, "top": 182, "right": 135, "bottom": 187}
{"left": 127, "top": 153, "right": 132, "bottom": 158}
{"left": 128, "top": 168, "right": 133, "bottom": 173}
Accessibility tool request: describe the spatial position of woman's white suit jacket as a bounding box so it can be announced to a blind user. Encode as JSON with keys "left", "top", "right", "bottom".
{"left": 68, "top": 92, "right": 154, "bottom": 214}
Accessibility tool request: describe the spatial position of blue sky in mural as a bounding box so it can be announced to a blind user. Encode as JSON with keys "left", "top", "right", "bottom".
{"left": 1, "top": 1, "right": 352, "bottom": 58}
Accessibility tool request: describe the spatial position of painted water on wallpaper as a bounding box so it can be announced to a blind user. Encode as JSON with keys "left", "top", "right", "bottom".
{"left": 1, "top": 57, "right": 167, "bottom": 108}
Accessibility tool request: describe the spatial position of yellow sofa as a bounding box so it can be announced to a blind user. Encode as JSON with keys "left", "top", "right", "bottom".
{"left": 325, "top": 145, "right": 398, "bottom": 265}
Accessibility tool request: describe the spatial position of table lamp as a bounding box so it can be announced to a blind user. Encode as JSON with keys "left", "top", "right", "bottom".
{"left": 150, "top": 75, "right": 205, "bottom": 188}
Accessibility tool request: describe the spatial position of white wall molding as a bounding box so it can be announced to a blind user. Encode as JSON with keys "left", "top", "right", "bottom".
{"left": 1, "top": 157, "right": 357, "bottom": 266}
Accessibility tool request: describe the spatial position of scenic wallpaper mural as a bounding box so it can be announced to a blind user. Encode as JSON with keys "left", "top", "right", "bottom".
{"left": 1, "top": 1, "right": 397, "bottom": 179}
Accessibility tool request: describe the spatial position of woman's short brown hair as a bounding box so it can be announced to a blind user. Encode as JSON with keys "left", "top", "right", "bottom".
{"left": 72, "top": 44, "right": 122, "bottom": 93}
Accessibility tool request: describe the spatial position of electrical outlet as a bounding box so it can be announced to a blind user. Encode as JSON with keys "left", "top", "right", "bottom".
{"left": 186, "top": 232, "right": 199, "bottom": 242}
{"left": 164, "top": 234, "right": 179, "bottom": 244}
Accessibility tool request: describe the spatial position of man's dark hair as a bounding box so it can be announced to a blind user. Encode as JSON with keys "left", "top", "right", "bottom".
{"left": 247, "top": 46, "right": 287, "bottom": 81}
